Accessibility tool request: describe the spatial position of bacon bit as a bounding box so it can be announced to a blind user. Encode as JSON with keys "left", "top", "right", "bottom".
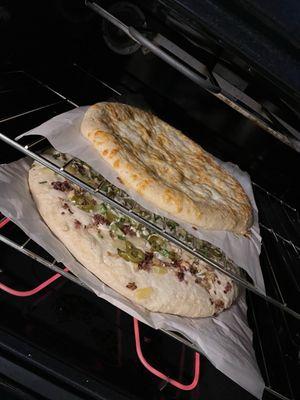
{"left": 63, "top": 202, "right": 74, "bottom": 214}
{"left": 173, "top": 259, "right": 189, "bottom": 271}
{"left": 121, "top": 225, "right": 136, "bottom": 236}
{"left": 202, "top": 276, "right": 212, "bottom": 291}
{"left": 126, "top": 282, "right": 137, "bottom": 290}
{"left": 74, "top": 219, "right": 81, "bottom": 229}
{"left": 214, "top": 299, "right": 225, "bottom": 310}
{"left": 76, "top": 163, "right": 86, "bottom": 176}
{"left": 176, "top": 271, "right": 184, "bottom": 282}
{"left": 138, "top": 252, "right": 153, "bottom": 271}
{"left": 189, "top": 265, "right": 198, "bottom": 275}
{"left": 51, "top": 181, "right": 71, "bottom": 192}
{"left": 224, "top": 282, "right": 232, "bottom": 294}
{"left": 93, "top": 213, "right": 109, "bottom": 226}
{"left": 217, "top": 280, "right": 221, "bottom": 285}
{"left": 117, "top": 176, "right": 124, "bottom": 184}
{"left": 195, "top": 275, "right": 212, "bottom": 291}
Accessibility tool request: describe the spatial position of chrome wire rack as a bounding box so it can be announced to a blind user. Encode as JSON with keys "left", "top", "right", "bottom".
{"left": 0, "top": 68, "right": 299, "bottom": 400}
{"left": 0, "top": 69, "right": 299, "bottom": 319}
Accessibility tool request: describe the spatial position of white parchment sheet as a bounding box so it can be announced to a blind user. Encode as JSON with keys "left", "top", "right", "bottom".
{"left": 16, "top": 106, "right": 264, "bottom": 294}
{"left": 0, "top": 158, "right": 264, "bottom": 398}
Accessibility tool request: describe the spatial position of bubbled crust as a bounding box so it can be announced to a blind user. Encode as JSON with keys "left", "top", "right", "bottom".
{"left": 81, "top": 102, "right": 253, "bottom": 234}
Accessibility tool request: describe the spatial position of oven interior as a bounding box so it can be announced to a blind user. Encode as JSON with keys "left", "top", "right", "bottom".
{"left": 0, "top": 1, "right": 299, "bottom": 399}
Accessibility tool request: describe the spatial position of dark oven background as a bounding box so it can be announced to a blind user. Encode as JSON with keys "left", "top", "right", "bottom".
{"left": 0, "top": 1, "right": 299, "bottom": 400}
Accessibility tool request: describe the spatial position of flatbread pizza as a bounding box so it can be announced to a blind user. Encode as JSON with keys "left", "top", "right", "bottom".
{"left": 81, "top": 102, "right": 253, "bottom": 234}
{"left": 28, "top": 159, "right": 238, "bottom": 317}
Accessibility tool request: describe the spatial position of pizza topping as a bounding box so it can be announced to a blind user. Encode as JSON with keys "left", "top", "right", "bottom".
{"left": 194, "top": 274, "right": 212, "bottom": 291}
{"left": 121, "top": 225, "right": 136, "bottom": 236}
{"left": 176, "top": 271, "right": 185, "bottom": 281}
{"left": 148, "top": 234, "right": 165, "bottom": 251}
{"left": 51, "top": 180, "right": 72, "bottom": 192}
{"left": 138, "top": 252, "right": 154, "bottom": 271}
{"left": 126, "top": 282, "right": 137, "bottom": 290}
{"left": 96, "top": 203, "right": 118, "bottom": 223}
{"left": 214, "top": 299, "right": 225, "bottom": 311}
{"left": 62, "top": 202, "right": 74, "bottom": 214}
{"left": 70, "top": 191, "right": 96, "bottom": 212}
{"left": 224, "top": 282, "right": 232, "bottom": 293}
{"left": 152, "top": 265, "right": 167, "bottom": 274}
{"left": 135, "top": 287, "right": 153, "bottom": 300}
{"left": 52, "top": 151, "right": 68, "bottom": 161}
{"left": 118, "top": 241, "right": 145, "bottom": 263}
{"left": 74, "top": 219, "right": 82, "bottom": 229}
{"left": 93, "top": 213, "right": 110, "bottom": 226}
{"left": 109, "top": 222, "right": 125, "bottom": 239}
{"left": 189, "top": 265, "right": 198, "bottom": 275}
{"left": 68, "top": 159, "right": 102, "bottom": 186}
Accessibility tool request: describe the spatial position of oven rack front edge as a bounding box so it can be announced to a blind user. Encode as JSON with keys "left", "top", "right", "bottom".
{"left": 0, "top": 131, "right": 298, "bottom": 319}
{"left": 0, "top": 70, "right": 299, "bottom": 320}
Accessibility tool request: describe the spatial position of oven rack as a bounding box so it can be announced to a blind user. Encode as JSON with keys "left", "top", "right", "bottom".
{"left": 0, "top": 215, "right": 296, "bottom": 400}
{"left": 0, "top": 69, "right": 299, "bottom": 321}
{"left": 0, "top": 68, "right": 299, "bottom": 399}
{"left": 0, "top": 215, "right": 199, "bottom": 354}
{"left": 1, "top": 130, "right": 299, "bottom": 319}
{"left": 85, "top": 1, "right": 300, "bottom": 153}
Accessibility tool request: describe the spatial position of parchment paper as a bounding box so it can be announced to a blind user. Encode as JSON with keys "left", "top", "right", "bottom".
{"left": 0, "top": 157, "right": 264, "bottom": 398}
{"left": 16, "top": 106, "right": 264, "bottom": 294}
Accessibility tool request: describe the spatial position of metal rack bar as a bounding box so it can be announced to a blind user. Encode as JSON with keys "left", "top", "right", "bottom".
{"left": 0, "top": 70, "right": 298, "bottom": 400}
{"left": 1, "top": 132, "right": 299, "bottom": 318}
{"left": 248, "top": 293, "right": 295, "bottom": 400}
{"left": 260, "top": 223, "right": 300, "bottom": 252}
{"left": 252, "top": 182, "right": 297, "bottom": 213}
{"left": 85, "top": 1, "right": 220, "bottom": 95}
{"left": 0, "top": 101, "right": 65, "bottom": 124}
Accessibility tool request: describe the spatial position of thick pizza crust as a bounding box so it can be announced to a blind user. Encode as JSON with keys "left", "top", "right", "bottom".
{"left": 81, "top": 102, "right": 253, "bottom": 234}
{"left": 28, "top": 163, "right": 238, "bottom": 317}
